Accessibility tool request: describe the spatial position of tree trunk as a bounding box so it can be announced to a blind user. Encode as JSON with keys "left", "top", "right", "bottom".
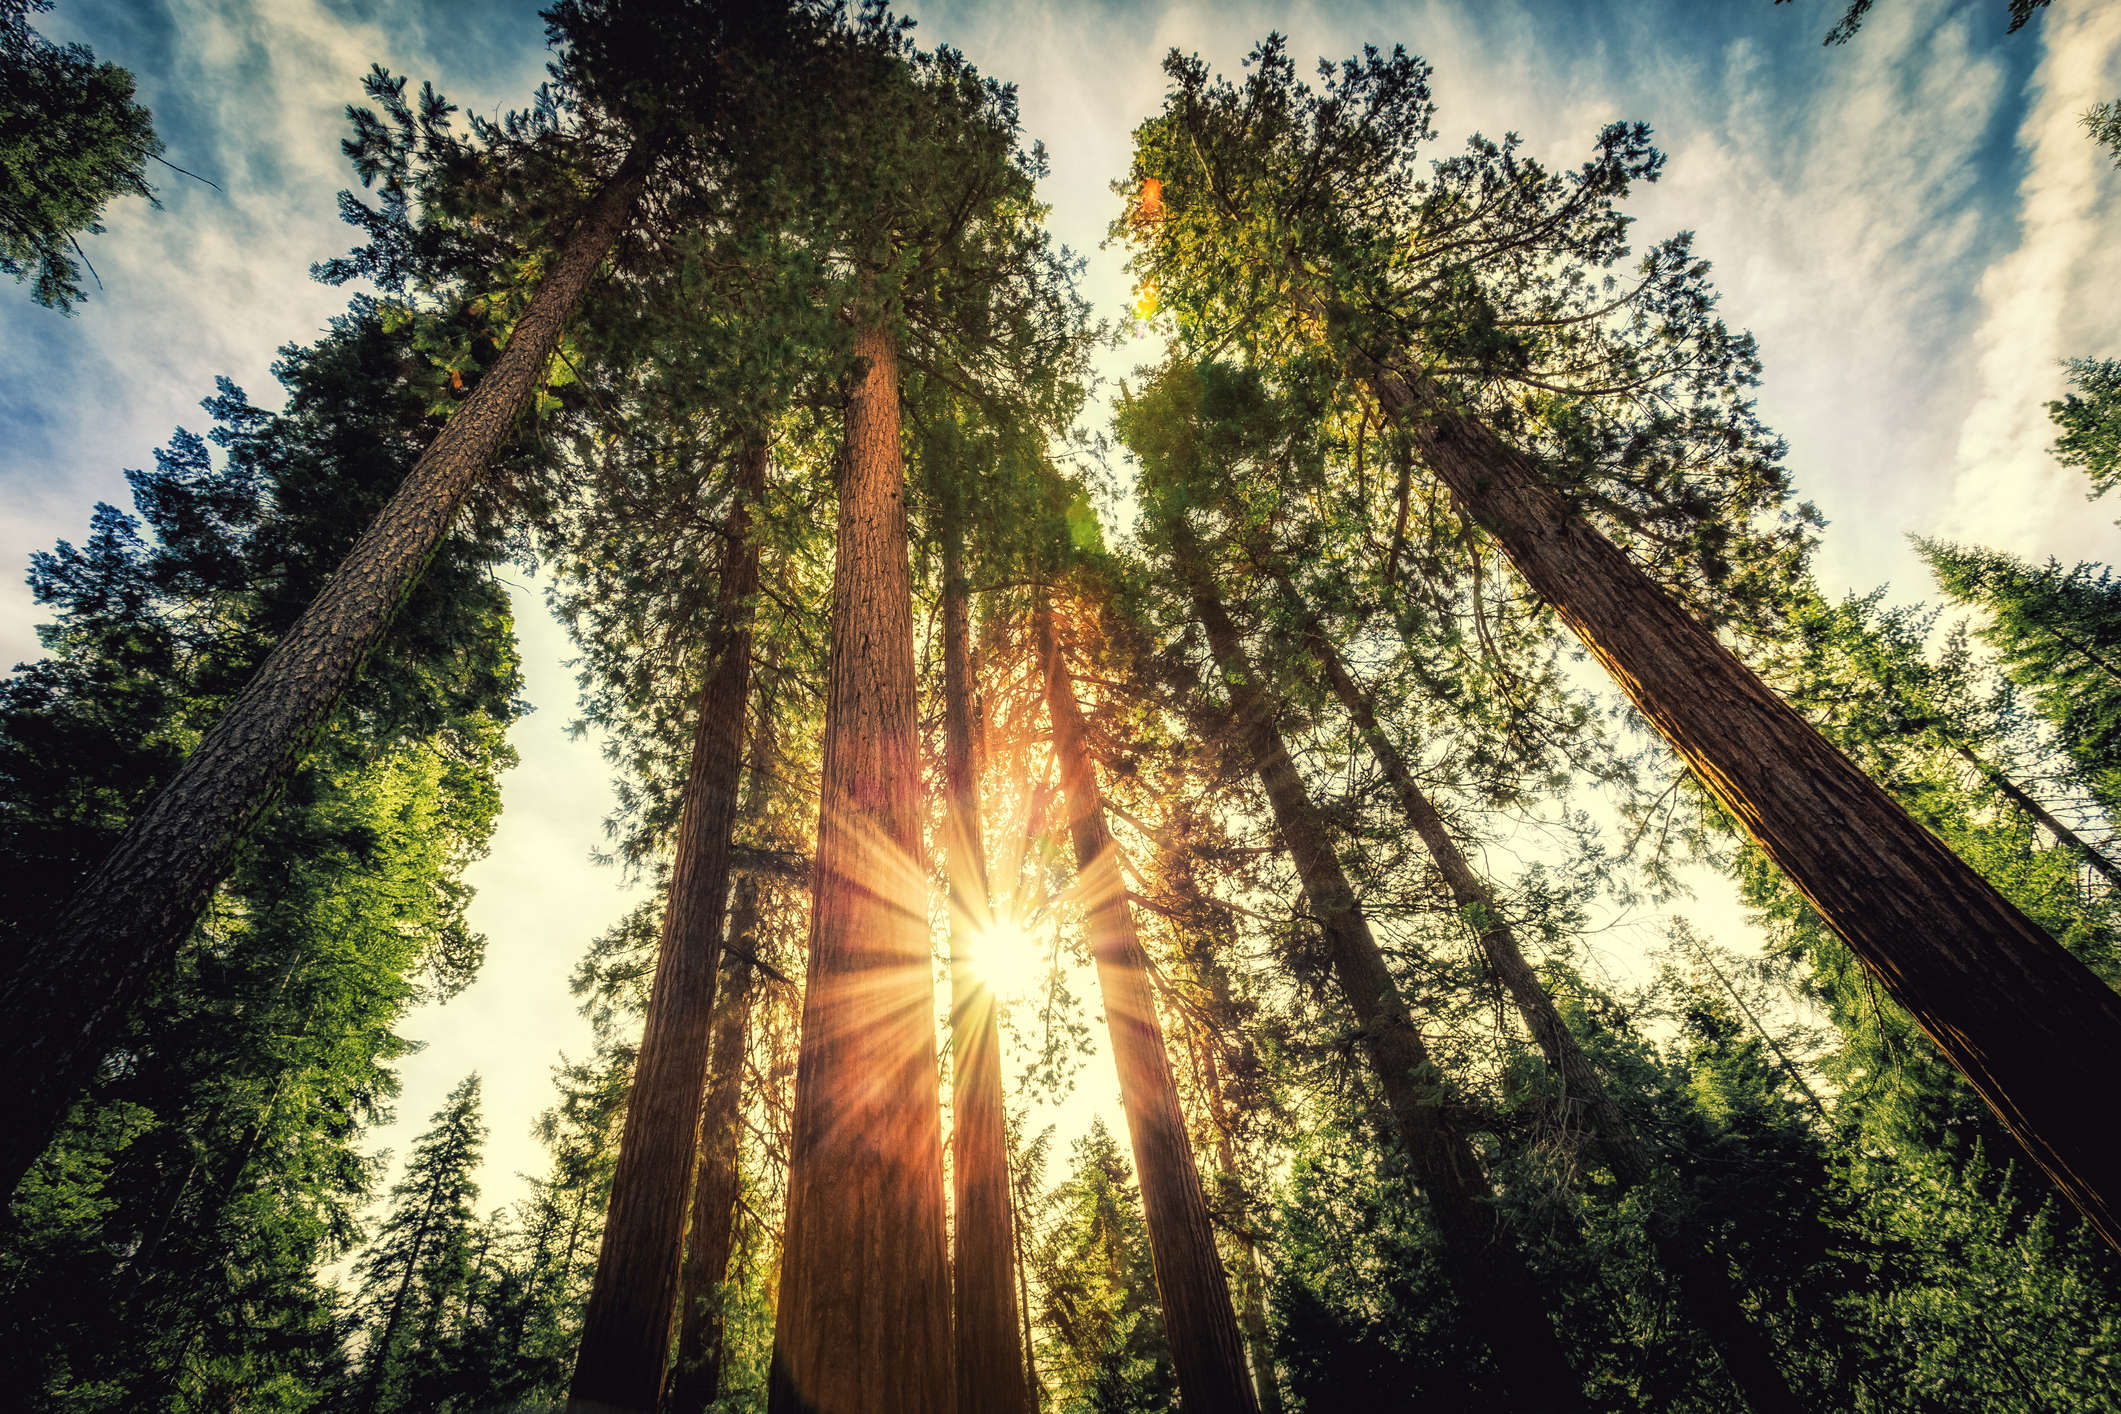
{"left": 944, "top": 531, "right": 1029, "bottom": 1414}
{"left": 1186, "top": 1023, "right": 1284, "bottom": 1414}
{"left": 1355, "top": 353, "right": 2121, "bottom": 1255}
{"left": 667, "top": 878, "right": 762, "bottom": 1414}
{"left": 568, "top": 436, "right": 768, "bottom": 1414}
{"left": 0, "top": 149, "right": 649, "bottom": 1201}
{"left": 767, "top": 319, "right": 954, "bottom": 1412}
{"left": 1035, "top": 603, "right": 1260, "bottom": 1414}
{"left": 1286, "top": 598, "right": 1803, "bottom": 1414}
{"left": 1943, "top": 740, "right": 2121, "bottom": 888}
{"left": 1179, "top": 557, "right": 1585, "bottom": 1413}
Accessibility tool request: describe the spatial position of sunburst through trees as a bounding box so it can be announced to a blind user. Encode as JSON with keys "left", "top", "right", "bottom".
{"left": 3, "top": 2, "right": 2120, "bottom": 1412}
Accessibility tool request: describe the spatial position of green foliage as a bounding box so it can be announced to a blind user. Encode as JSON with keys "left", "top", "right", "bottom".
{"left": 0, "top": 305, "right": 522, "bottom": 1412}
{"left": 0, "top": 0, "right": 161, "bottom": 310}
{"left": 2046, "top": 357, "right": 2121, "bottom": 511}
{"left": 2089, "top": 100, "right": 2121, "bottom": 168}
{"left": 342, "top": 1075, "right": 488, "bottom": 1412}
{"left": 1025, "top": 1119, "right": 1177, "bottom": 1412}
{"left": 1120, "top": 35, "right": 1817, "bottom": 632}
{"left": 1730, "top": 579, "right": 2118, "bottom": 1156}
{"left": 1268, "top": 1126, "right": 1490, "bottom": 1408}
{"left": 1920, "top": 538, "right": 2121, "bottom": 818}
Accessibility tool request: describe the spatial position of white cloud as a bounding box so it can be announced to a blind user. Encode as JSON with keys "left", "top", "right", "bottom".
{"left": 1943, "top": 0, "right": 2121, "bottom": 567}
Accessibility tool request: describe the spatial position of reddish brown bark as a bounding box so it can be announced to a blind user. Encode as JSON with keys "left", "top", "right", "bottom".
{"left": 569, "top": 438, "right": 769, "bottom": 1414}
{"left": 1036, "top": 604, "right": 1260, "bottom": 1414}
{"left": 943, "top": 534, "right": 1029, "bottom": 1414}
{"left": 1184, "top": 1023, "right": 1284, "bottom": 1414}
{"left": 1180, "top": 559, "right": 1585, "bottom": 1412}
{"left": 768, "top": 320, "right": 953, "bottom": 1412}
{"left": 1290, "top": 606, "right": 1801, "bottom": 1414}
{"left": 667, "top": 877, "right": 762, "bottom": 1414}
{"left": 0, "top": 150, "right": 648, "bottom": 1200}
{"left": 1356, "top": 354, "right": 2121, "bottom": 1255}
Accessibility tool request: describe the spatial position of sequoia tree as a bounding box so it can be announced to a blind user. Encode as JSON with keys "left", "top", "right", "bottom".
{"left": 766, "top": 22, "right": 1089, "bottom": 1404}
{"left": 1038, "top": 601, "right": 1262, "bottom": 1413}
{"left": 1123, "top": 38, "right": 2121, "bottom": 1251}
{"left": 944, "top": 522, "right": 1030, "bottom": 1414}
{"left": 567, "top": 440, "right": 768, "bottom": 1413}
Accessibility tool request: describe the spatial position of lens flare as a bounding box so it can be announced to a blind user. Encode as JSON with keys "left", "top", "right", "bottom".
{"left": 966, "top": 915, "right": 1045, "bottom": 999}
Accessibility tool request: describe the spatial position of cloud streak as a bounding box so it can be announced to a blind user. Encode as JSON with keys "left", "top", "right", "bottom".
{"left": 1944, "top": 0, "right": 2121, "bottom": 564}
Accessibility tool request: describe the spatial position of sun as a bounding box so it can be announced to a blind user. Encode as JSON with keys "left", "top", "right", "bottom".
{"left": 962, "top": 915, "right": 1047, "bottom": 1000}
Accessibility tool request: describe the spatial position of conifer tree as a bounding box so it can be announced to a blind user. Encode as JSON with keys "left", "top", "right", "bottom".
{"left": 567, "top": 436, "right": 768, "bottom": 1413}
{"left": 1038, "top": 601, "right": 1260, "bottom": 1412}
{"left": 1920, "top": 539, "right": 2121, "bottom": 821}
{"left": 761, "top": 22, "right": 1090, "bottom": 1405}
{"left": 2047, "top": 357, "right": 2121, "bottom": 509}
{"left": 1121, "top": 37, "right": 2121, "bottom": 1250}
{"left": 0, "top": 306, "right": 522, "bottom": 1413}
{"left": 344, "top": 1075, "right": 488, "bottom": 1414}
{"left": 1026, "top": 1118, "right": 1179, "bottom": 1411}
{"left": 0, "top": 39, "right": 651, "bottom": 1196}
{"left": 667, "top": 878, "right": 762, "bottom": 1414}
{"left": 943, "top": 513, "right": 1030, "bottom": 1414}
{"left": 0, "top": 0, "right": 161, "bottom": 310}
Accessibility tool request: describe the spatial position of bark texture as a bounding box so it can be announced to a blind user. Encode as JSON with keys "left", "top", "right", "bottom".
{"left": 1290, "top": 605, "right": 1802, "bottom": 1414}
{"left": 569, "top": 438, "right": 769, "bottom": 1414}
{"left": 943, "top": 537, "right": 1028, "bottom": 1414}
{"left": 1356, "top": 354, "right": 2121, "bottom": 1255}
{"left": 0, "top": 150, "right": 648, "bottom": 1201}
{"left": 1185, "top": 1020, "right": 1284, "bottom": 1414}
{"left": 1181, "top": 560, "right": 1585, "bottom": 1412}
{"left": 1037, "top": 605, "right": 1260, "bottom": 1414}
{"left": 768, "top": 321, "right": 954, "bottom": 1413}
{"left": 667, "top": 877, "right": 761, "bottom": 1414}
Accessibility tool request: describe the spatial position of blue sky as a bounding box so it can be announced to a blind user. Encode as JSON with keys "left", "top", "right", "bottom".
{"left": 4, "top": 0, "right": 2117, "bottom": 1220}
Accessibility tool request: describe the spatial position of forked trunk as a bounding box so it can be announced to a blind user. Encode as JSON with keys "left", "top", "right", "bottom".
{"left": 1355, "top": 353, "right": 2121, "bottom": 1254}
{"left": 1180, "top": 558, "right": 1585, "bottom": 1412}
{"left": 768, "top": 319, "right": 954, "bottom": 1411}
{"left": 1036, "top": 604, "right": 1260, "bottom": 1414}
{"left": 569, "top": 438, "right": 769, "bottom": 1414}
{"left": 944, "top": 533, "right": 1029, "bottom": 1414}
{"left": 1289, "top": 600, "right": 1802, "bottom": 1414}
{"left": 666, "top": 877, "right": 762, "bottom": 1414}
{"left": 0, "top": 149, "right": 649, "bottom": 1199}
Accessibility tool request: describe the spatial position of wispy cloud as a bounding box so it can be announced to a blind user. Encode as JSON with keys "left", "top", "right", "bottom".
{"left": 1943, "top": 0, "right": 2121, "bottom": 566}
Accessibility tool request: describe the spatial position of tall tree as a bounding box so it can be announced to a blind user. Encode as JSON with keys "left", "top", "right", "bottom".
{"left": 0, "top": 306, "right": 522, "bottom": 1414}
{"left": 767, "top": 20, "right": 1089, "bottom": 1404}
{"left": 344, "top": 1075, "right": 488, "bottom": 1414}
{"left": 0, "top": 51, "right": 651, "bottom": 1197}
{"left": 945, "top": 521, "right": 1031, "bottom": 1414}
{"left": 771, "top": 302, "right": 954, "bottom": 1408}
{"left": 1285, "top": 601, "right": 1802, "bottom": 1413}
{"left": 1123, "top": 38, "right": 2121, "bottom": 1252}
{"left": 670, "top": 649, "right": 788, "bottom": 1414}
{"left": 568, "top": 439, "right": 768, "bottom": 1413}
{"left": 1167, "top": 544, "right": 1587, "bottom": 1413}
{"left": 1038, "top": 602, "right": 1261, "bottom": 1413}
{"left": 667, "top": 877, "right": 763, "bottom": 1414}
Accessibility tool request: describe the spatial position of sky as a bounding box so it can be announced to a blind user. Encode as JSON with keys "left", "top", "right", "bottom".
{"left": 3, "top": 0, "right": 2118, "bottom": 1228}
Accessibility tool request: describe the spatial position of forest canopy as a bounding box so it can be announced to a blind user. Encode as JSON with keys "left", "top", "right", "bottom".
{"left": 1, "top": 2, "right": 2118, "bottom": 1412}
